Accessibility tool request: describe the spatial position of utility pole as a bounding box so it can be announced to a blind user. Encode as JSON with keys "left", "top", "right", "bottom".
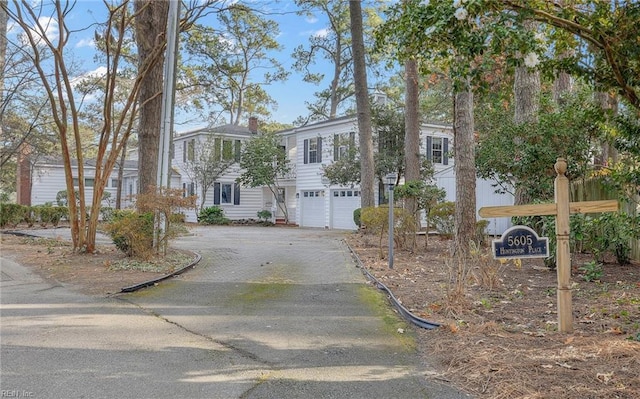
{"left": 154, "top": 0, "right": 180, "bottom": 252}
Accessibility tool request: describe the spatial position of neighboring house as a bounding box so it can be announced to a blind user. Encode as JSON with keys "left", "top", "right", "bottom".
{"left": 171, "top": 117, "right": 271, "bottom": 223}
{"left": 28, "top": 157, "right": 140, "bottom": 209}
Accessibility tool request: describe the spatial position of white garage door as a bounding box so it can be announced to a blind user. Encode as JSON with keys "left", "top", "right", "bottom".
{"left": 300, "top": 190, "right": 325, "bottom": 228}
{"left": 331, "top": 189, "right": 361, "bottom": 230}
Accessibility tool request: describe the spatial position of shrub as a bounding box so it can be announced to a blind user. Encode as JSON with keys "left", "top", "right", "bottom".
{"left": 0, "top": 203, "right": 28, "bottom": 228}
{"left": 353, "top": 208, "right": 361, "bottom": 228}
{"left": 170, "top": 212, "right": 186, "bottom": 224}
{"left": 582, "top": 212, "right": 640, "bottom": 265}
{"left": 429, "top": 201, "right": 455, "bottom": 238}
{"left": 198, "top": 206, "right": 230, "bottom": 225}
{"left": 100, "top": 207, "right": 115, "bottom": 222}
{"left": 105, "top": 210, "right": 154, "bottom": 258}
{"left": 32, "top": 205, "right": 67, "bottom": 227}
{"left": 257, "top": 209, "right": 272, "bottom": 224}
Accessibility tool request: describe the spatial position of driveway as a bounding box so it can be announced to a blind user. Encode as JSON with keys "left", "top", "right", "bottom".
{"left": 1, "top": 226, "right": 470, "bottom": 398}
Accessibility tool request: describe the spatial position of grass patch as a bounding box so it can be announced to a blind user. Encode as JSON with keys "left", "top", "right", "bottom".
{"left": 357, "top": 285, "right": 416, "bottom": 351}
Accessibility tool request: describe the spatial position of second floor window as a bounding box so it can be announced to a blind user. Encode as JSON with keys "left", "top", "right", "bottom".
{"left": 333, "top": 132, "right": 355, "bottom": 161}
{"left": 426, "top": 136, "right": 449, "bottom": 165}
{"left": 304, "top": 137, "right": 322, "bottom": 164}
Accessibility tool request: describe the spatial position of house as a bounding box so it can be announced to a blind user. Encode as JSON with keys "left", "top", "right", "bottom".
{"left": 27, "top": 157, "right": 141, "bottom": 208}
{"left": 25, "top": 116, "right": 513, "bottom": 234}
{"left": 277, "top": 116, "right": 514, "bottom": 234}
{"left": 171, "top": 117, "right": 277, "bottom": 223}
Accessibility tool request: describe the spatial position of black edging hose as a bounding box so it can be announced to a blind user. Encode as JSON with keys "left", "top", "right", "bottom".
{"left": 120, "top": 253, "right": 202, "bottom": 293}
{"left": 344, "top": 239, "right": 441, "bottom": 330}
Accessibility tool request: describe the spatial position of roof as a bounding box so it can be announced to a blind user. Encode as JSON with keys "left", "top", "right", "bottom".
{"left": 35, "top": 156, "right": 138, "bottom": 170}
{"left": 176, "top": 123, "right": 257, "bottom": 139}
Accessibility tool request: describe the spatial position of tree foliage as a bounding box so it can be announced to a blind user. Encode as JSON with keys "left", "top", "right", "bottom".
{"left": 183, "top": 4, "right": 289, "bottom": 126}
{"left": 476, "top": 89, "right": 606, "bottom": 201}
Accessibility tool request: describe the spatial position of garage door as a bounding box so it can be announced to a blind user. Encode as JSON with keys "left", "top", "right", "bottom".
{"left": 300, "top": 190, "right": 325, "bottom": 228}
{"left": 331, "top": 189, "right": 361, "bottom": 230}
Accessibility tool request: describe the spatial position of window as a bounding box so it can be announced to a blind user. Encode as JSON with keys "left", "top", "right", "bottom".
{"left": 426, "top": 136, "right": 449, "bottom": 165}
{"left": 214, "top": 182, "right": 240, "bottom": 205}
{"left": 303, "top": 191, "right": 321, "bottom": 197}
{"left": 234, "top": 140, "right": 242, "bottom": 162}
{"left": 303, "top": 137, "right": 322, "bottom": 164}
{"left": 334, "top": 132, "right": 355, "bottom": 161}
{"left": 222, "top": 139, "right": 233, "bottom": 161}
{"left": 187, "top": 139, "right": 195, "bottom": 161}
{"left": 277, "top": 187, "right": 285, "bottom": 203}
{"left": 72, "top": 178, "right": 94, "bottom": 187}
{"left": 111, "top": 178, "right": 119, "bottom": 188}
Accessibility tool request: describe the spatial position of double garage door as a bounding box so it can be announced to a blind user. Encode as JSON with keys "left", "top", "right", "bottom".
{"left": 300, "top": 189, "right": 360, "bottom": 229}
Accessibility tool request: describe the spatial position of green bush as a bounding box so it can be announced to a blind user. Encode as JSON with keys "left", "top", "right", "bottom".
{"left": 353, "top": 208, "right": 361, "bottom": 228}
{"left": 429, "top": 201, "right": 455, "bottom": 238}
{"left": 32, "top": 205, "right": 67, "bottom": 227}
{"left": 0, "top": 203, "right": 28, "bottom": 228}
{"left": 100, "top": 207, "right": 115, "bottom": 222}
{"left": 257, "top": 209, "right": 272, "bottom": 224}
{"left": 582, "top": 212, "right": 640, "bottom": 265}
{"left": 105, "top": 210, "right": 154, "bottom": 258}
{"left": 198, "top": 206, "right": 230, "bottom": 225}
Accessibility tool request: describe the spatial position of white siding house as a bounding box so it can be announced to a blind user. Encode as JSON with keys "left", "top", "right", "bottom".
{"left": 171, "top": 121, "right": 266, "bottom": 223}
{"left": 277, "top": 117, "right": 514, "bottom": 234}
{"left": 30, "top": 158, "right": 139, "bottom": 208}
{"left": 27, "top": 117, "right": 513, "bottom": 234}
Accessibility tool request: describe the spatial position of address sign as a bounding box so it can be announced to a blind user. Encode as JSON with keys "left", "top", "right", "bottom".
{"left": 492, "top": 225, "right": 549, "bottom": 259}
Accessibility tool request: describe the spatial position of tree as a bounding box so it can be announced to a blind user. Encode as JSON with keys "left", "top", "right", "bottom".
{"left": 349, "top": 0, "right": 376, "bottom": 209}
{"left": 476, "top": 89, "right": 605, "bottom": 202}
{"left": 513, "top": 20, "right": 541, "bottom": 205}
{"left": 404, "top": 58, "right": 421, "bottom": 216}
{"left": 292, "top": 0, "right": 354, "bottom": 123}
{"left": 453, "top": 81, "right": 477, "bottom": 252}
{"left": 181, "top": 135, "right": 237, "bottom": 213}
{"left": 2, "top": 0, "right": 162, "bottom": 252}
{"left": 237, "top": 132, "right": 292, "bottom": 223}
{"left": 134, "top": 0, "right": 169, "bottom": 198}
{"left": 491, "top": 0, "right": 640, "bottom": 116}
{"left": 183, "top": 5, "right": 288, "bottom": 126}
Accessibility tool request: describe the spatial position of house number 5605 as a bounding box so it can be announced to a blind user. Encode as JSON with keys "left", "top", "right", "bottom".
{"left": 507, "top": 235, "right": 533, "bottom": 247}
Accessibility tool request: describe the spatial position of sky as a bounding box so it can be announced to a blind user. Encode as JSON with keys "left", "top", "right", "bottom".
{"left": 6, "top": 0, "right": 339, "bottom": 132}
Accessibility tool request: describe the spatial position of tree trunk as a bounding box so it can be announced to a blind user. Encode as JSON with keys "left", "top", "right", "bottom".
{"left": 349, "top": 0, "right": 375, "bottom": 208}
{"left": 453, "top": 83, "right": 477, "bottom": 253}
{"left": 595, "top": 90, "right": 619, "bottom": 167}
{"left": 404, "top": 59, "right": 420, "bottom": 217}
{"left": 116, "top": 140, "right": 127, "bottom": 210}
{"left": 135, "top": 0, "right": 169, "bottom": 198}
{"left": 513, "top": 29, "right": 540, "bottom": 205}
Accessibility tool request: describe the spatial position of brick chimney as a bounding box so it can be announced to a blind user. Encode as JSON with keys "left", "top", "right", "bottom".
{"left": 248, "top": 116, "right": 258, "bottom": 134}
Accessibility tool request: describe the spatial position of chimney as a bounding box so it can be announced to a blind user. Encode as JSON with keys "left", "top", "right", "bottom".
{"left": 248, "top": 116, "right": 258, "bottom": 134}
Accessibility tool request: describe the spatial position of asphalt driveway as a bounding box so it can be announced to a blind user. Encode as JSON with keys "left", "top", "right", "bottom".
{"left": 1, "top": 226, "right": 470, "bottom": 398}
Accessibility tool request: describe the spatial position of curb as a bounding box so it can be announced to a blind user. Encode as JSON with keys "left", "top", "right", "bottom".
{"left": 120, "top": 253, "right": 202, "bottom": 293}
{"left": 344, "top": 239, "right": 441, "bottom": 330}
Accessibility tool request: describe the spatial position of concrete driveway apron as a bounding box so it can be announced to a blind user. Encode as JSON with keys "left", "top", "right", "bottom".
{"left": 123, "top": 226, "right": 469, "bottom": 399}
{"left": 1, "top": 226, "right": 470, "bottom": 398}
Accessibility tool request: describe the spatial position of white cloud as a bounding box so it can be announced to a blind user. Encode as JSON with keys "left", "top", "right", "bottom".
{"left": 75, "top": 38, "right": 95, "bottom": 49}
{"left": 311, "top": 28, "right": 328, "bottom": 38}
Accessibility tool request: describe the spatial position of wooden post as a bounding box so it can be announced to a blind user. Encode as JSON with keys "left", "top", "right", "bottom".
{"left": 554, "top": 158, "right": 573, "bottom": 333}
{"left": 479, "top": 158, "right": 618, "bottom": 334}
